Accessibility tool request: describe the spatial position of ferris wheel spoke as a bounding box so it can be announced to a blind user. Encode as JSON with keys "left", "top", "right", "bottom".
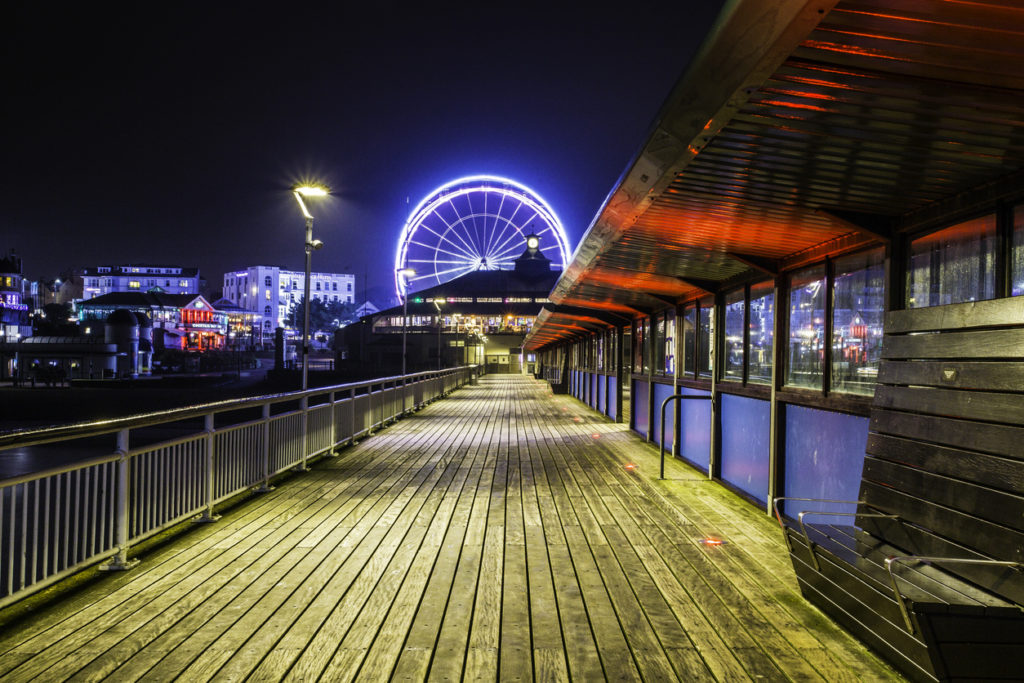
{"left": 407, "top": 239, "right": 478, "bottom": 263}
{"left": 418, "top": 220, "right": 478, "bottom": 261}
{"left": 427, "top": 208, "right": 479, "bottom": 259}
{"left": 426, "top": 263, "right": 478, "bottom": 281}
{"left": 488, "top": 211, "right": 538, "bottom": 260}
{"left": 448, "top": 200, "right": 482, "bottom": 259}
{"left": 484, "top": 192, "right": 508, "bottom": 257}
{"left": 483, "top": 219, "right": 517, "bottom": 262}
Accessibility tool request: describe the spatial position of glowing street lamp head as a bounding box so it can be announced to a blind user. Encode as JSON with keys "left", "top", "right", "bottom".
{"left": 526, "top": 234, "right": 540, "bottom": 250}
{"left": 294, "top": 185, "right": 329, "bottom": 197}
{"left": 292, "top": 184, "right": 329, "bottom": 220}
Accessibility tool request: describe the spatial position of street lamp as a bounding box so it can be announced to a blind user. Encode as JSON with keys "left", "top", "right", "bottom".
{"left": 433, "top": 300, "right": 443, "bottom": 370}
{"left": 397, "top": 267, "right": 416, "bottom": 375}
{"left": 293, "top": 184, "right": 328, "bottom": 390}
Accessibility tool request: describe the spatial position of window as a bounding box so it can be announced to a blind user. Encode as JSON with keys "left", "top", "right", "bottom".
{"left": 698, "top": 299, "right": 713, "bottom": 378}
{"left": 333, "top": 295, "right": 338, "bottom": 302}
{"left": 347, "top": 282, "right": 353, "bottom": 292}
{"left": 265, "top": 290, "right": 270, "bottom": 300}
{"left": 332, "top": 282, "right": 338, "bottom": 291}
{"left": 264, "top": 320, "right": 271, "bottom": 329}
{"left": 165, "top": 280, "right": 170, "bottom": 287}
{"left": 664, "top": 309, "right": 675, "bottom": 375}
{"left": 179, "top": 280, "right": 190, "bottom": 288}
{"left": 748, "top": 282, "right": 774, "bottom": 385}
{"left": 642, "top": 318, "right": 651, "bottom": 374}
{"left": 316, "top": 282, "right": 321, "bottom": 291}
{"left": 264, "top": 305, "right": 271, "bottom": 314}
{"left": 832, "top": 248, "right": 884, "bottom": 395}
{"left": 632, "top": 319, "right": 644, "bottom": 373}
{"left": 723, "top": 290, "right": 744, "bottom": 381}
{"left": 265, "top": 276, "right": 272, "bottom": 287}
{"left": 128, "top": 280, "right": 140, "bottom": 289}
{"left": 907, "top": 215, "right": 995, "bottom": 308}
{"left": 787, "top": 265, "right": 825, "bottom": 390}
{"left": 681, "top": 304, "right": 696, "bottom": 376}
{"left": 654, "top": 314, "right": 666, "bottom": 375}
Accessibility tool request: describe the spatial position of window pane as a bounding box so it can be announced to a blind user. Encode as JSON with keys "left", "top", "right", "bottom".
{"left": 642, "top": 318, "right": 651, "bottom": 374}
{"left": 596, "top": 333, "right": 604, "bottom": 371}
{"left": 723, "top": 289, "right": 744, "bottom": 381}
{"left": 748, "top": 281, "right": 774, "bottom": 385}
{"left": 907, "top": 215, "right": 996, "bottom": 308}
{"left": 787, "top": 265, "right": 825, "bottom": 390}
{"left": 632, "top": 320, "right": 643, "bottom": 373}
{"left": 664, "top": 309, "right": 676, "bottom": 375}
{"left": 831, "top": 248, "right": 885, "bottom": 395}
{"left": 698, "top": 299, "right": 713, "bottom": 378}
{"left": 1014, "top": 206, "right": 1024, "bottom": 297}
{"left": 682, "top": 305, "right": 696, "bottom": 377}
{"left": 654, "top": 314, "right": 666, "bottom": 375}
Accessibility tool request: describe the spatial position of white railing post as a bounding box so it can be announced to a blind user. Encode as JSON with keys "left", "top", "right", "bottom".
{"left": 349, "top": 386, "right": 357, "bottom": 442}
{"left": 99, "top": 428, "right": 139, "bottom": 571}
{"left": 297, "top": 395, "right": 310, "bottom": 472}
{"left": 328, "top": 391, "right": 338, "bottom": 455}
{"left": 256, "top": 403, "right": 274, "bottom": 492}
{"left": 196, "top": 413, "right": 221, "bottom": 522}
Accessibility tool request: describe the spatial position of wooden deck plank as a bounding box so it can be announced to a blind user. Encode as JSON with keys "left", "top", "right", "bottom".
{"left": 0, "top": 376, "right": 900, "bottom": 683}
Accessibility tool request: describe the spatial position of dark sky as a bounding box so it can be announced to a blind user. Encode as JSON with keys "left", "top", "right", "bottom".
{"left": 2, "top": 2, "right": 725, "bottom": 303}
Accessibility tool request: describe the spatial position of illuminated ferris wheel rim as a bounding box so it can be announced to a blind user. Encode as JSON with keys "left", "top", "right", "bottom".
{"left": 395, "top": 174, "right": 570, "bottom": 297}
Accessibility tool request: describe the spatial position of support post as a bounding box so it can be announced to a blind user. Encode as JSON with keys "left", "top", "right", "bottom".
{"left": 196, "top": 413, "right": 221, "bottom": 522}
{"left": 256, "top": 403, "right": 274, "bottom": 492}
{"left": 99, "top": 428, "right": 139, "bottom": 571}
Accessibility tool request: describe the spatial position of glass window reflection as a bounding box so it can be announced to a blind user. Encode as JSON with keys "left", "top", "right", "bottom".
{"left": 724, "top": 290, "right": 744, "bottom": 381}
{"left": 831, "top": 249, "right": 884, "bottom": 395}
{"left": 787, "top": 265, "right": 825, "bottom": 390}
{"left": 748, "top": 282, "right": 774, "bottom": 385}
{"left": 907, "top": 215, "right": 995, "bottom": 308}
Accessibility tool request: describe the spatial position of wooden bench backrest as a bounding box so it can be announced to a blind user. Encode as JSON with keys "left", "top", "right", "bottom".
{"left": 860, "top": 296, "right": 1024, "bottom": 604}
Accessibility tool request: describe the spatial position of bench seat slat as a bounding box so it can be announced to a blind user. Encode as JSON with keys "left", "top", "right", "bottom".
{"left": 881, "top": 328, "right": 1024, "bottom": 360}
{"left": 871, "top": 409, "right": 1024, "bottom": 461}
{"left": 883, "top": 298, "right": 1024, "bottom": 334}
{"left": 873, "top": 386, "right": 1024, "bottom": 425}
{"left": 862, "top": 457, "right": 1024, "bottom": 533}
{"left": 866, "top": 433, "right": 1024, "bottom": 493}
{"left": 877, "top": 360, "right": 1024, "bottom": 391}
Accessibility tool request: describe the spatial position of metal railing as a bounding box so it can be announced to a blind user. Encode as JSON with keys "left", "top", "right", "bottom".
{"left": 0, "top": 366, "right": 476, "bottom": 609}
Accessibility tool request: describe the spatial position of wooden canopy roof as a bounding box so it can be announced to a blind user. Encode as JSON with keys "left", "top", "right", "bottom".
{"left": 525, "top": 0, "right": 1024, "bottom": 350}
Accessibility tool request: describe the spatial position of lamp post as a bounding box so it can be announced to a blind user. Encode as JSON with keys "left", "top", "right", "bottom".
{"left": 397, "top": 268, "right": 416, "bottom": 376}
{"left": 434, "top": 301, "right": 443, "bottom": 370}
{"left": 292, "top": 184, "right": 328, "bottom": 391}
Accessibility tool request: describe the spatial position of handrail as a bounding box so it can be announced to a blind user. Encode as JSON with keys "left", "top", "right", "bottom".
{"left": 885, "top": 556, "right": 1024, "bottom": 634}
{"left": 0, "top": 365, "right": 476, "bottom": 608}
{"left": 796, "top": 509, "right": 900, "bottom": 571}
{"left": 659, "top": 393, "right": 712, "bottom": 479}
{"left": 0, "top": 366, "right": 475, "bottom": 450}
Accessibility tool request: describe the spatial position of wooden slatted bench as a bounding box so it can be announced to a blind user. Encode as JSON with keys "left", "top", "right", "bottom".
{"left": 775, "top": 297, "right": 1024, "bottom": 682}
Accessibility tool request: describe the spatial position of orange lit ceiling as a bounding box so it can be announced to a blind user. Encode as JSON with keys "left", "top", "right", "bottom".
{"left": 526, "top": 0, "right": 1024, "bottom": 351}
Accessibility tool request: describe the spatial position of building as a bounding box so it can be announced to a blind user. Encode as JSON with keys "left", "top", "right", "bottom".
{"left": 77, "top": 264, "right": 200, "bottom": 301}
{"left": 78, "top": 292, "right": 227, "bottom": 352}
{"left": 1, "top": 250, "right": 30, "bottom": 360}
{"left": 210, "top": 298, "right": 264, "bottom": 349}
{"left": 343, "top": 236, "right": 557, "bottom": 375}
{"left": 221, "top": 266, "right": 356, "bottom": 335}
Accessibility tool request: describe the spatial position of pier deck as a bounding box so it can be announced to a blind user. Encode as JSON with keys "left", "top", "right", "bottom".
{"left": 0, "top": 375, "right": 898, "bottom": 681}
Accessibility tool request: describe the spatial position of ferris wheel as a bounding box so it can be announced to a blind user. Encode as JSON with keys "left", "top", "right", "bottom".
{"left": 394, "top": 175, "right": 571, "bottom": 297}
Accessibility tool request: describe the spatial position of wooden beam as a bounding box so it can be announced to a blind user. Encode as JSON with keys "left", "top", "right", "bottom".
{"left": 816, "top": 208, "right": 894, "bottom": 244}
{"left": 727, "top": 252, "right": 779, "bottom": 276}
{"left": 545, "top": 305, "right": 631, "bottom": 327}
{"left": 675, "top": 277, "right": 721, "bottom": 295}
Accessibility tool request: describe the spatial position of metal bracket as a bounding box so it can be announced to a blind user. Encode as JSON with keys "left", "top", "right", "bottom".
{"left": 885, "top": 556, "right": 1024, "bottom": 634}
{"left": 796, "top": 509, "right": 900, "bottom": 571}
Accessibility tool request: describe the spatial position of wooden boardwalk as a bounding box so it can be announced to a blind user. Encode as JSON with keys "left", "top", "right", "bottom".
{"left": 0, "top": 376, "right": 900, "bottom": 681}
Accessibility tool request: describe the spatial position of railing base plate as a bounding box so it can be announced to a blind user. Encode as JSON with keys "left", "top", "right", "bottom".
{"left": 98, "top": 558, "right": 140, "bottom": 572}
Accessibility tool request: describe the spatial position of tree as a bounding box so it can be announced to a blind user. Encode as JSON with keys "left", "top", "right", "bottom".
{"left": 287, "top": 297, "right": 357, "bottom": 334}
{"left": 33, "top": 303, "right": 79, "bottom": 336}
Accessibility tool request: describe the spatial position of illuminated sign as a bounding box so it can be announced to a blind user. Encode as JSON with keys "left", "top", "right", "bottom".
{"left": 183, "top": 322, "right": 222, "bottom": 330}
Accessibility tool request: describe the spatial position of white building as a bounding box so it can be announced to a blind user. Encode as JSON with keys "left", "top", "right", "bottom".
{"left": 79, "top": 265, "right": 200, "bottom": 301}
{"left": 222, "top": 266, "right": 356, "bottom": 334}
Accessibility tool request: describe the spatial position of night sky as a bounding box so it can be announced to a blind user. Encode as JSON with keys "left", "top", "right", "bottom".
{"left": 3, "top": 2, "right": 724, "bottom": 304}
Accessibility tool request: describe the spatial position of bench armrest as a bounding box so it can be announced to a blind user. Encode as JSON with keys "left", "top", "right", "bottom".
{"left": 771, "top": 496, "right": 864, "bottom": 530}
{"left": 794, "top": 509, "right": 901, "bottom": 571}
{"left": 885, "top": 556, "right": 1024, "bottom": 634}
